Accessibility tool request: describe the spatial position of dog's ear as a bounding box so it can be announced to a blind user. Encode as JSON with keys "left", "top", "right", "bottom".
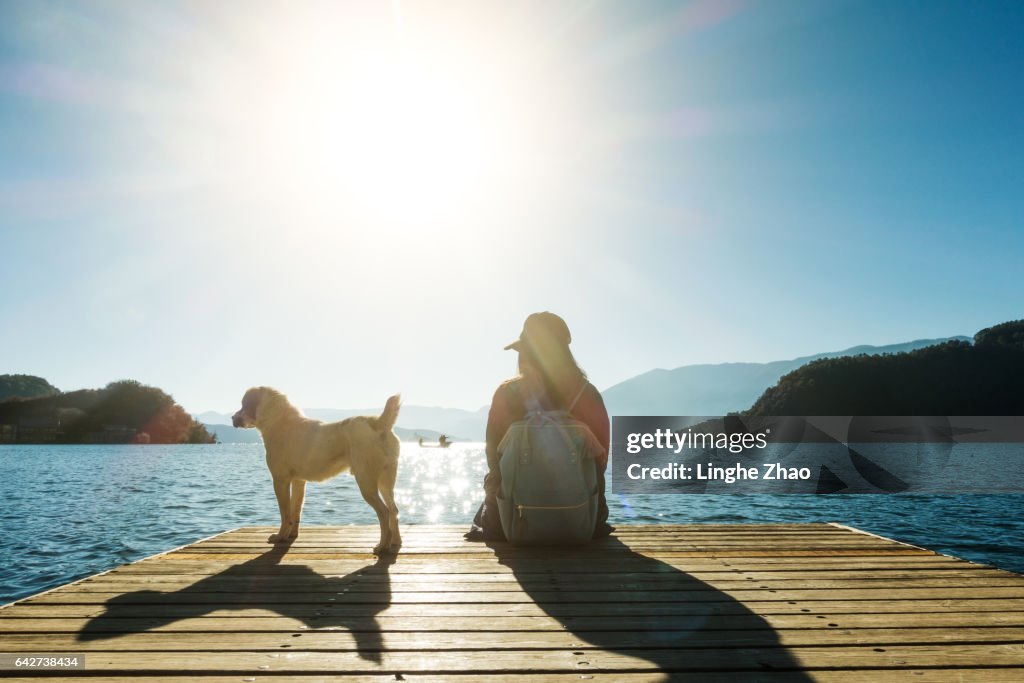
{"left": 242, "top": 387, "right": 264, "bottom": 416}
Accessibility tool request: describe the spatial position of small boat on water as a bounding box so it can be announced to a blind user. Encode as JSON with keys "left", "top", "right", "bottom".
{"left": 418, "top": 436, "right": 452, "bottom": 448}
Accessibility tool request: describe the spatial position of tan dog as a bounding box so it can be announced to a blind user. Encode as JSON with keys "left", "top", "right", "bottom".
{"left": 232, "top": 387, "right": 402, "bottom": 555}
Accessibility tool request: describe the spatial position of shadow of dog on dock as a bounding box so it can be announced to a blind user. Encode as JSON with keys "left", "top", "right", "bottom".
{"left": 77, "top": 543, "right": 394, "bottom": 663}
{"left": 490, "top": 537, "right": 814, "bottom": 679}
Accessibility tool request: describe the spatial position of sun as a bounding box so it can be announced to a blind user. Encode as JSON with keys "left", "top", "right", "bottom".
{"left": 314, "top": 48, "right": 505, "bottom": 221}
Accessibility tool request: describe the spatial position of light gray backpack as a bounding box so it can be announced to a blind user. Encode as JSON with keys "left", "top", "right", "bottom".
{"left": 496, "top": 386, "right": 604, "bottom": 545}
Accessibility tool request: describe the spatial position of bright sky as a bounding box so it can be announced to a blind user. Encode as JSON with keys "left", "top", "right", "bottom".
{"left": 1, "top": 1, "right": 1021, "bottom": 414}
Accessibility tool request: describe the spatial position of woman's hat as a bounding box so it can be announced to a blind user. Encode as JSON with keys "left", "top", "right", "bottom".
{"left": 504, "top": 312, "right": 571, "bottom": 351}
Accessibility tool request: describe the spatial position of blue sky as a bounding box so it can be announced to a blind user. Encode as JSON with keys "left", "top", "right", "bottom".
{"left": 1, "top": 0, "right": 1021, "bottom": 413}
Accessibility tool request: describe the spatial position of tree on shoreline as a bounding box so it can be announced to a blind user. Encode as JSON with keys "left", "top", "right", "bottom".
{"left": 746, "top": 320, "right": 1024, "bottom": 416}
{"left": 0, "top": 379, "right": 215, "bottom": 444}
{"left": 0, "top": 374, "right": 60, "bottom": 402}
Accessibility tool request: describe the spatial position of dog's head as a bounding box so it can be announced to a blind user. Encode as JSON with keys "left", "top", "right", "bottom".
{"left": 232, "top": 387, "right": 269, "bottom": 428}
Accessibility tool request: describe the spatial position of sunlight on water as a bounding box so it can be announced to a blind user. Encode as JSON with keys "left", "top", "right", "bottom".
{"left": 394, "top": 443, "right": 487, "bottom": 522}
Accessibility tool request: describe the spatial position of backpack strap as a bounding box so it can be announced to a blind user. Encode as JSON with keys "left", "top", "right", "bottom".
{"left": 512, "top": 376, "right": 588, "bottom": 414}
{"left": 568, "top": 381, "right": 589, "bottom": 412}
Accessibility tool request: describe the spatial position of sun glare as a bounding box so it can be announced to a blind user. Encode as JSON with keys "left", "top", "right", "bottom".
{"left": 207, "top": 6, "right": 544, "bottom": 232}
{"left": 303, "top": 47, "right": 505, "bottom": 220}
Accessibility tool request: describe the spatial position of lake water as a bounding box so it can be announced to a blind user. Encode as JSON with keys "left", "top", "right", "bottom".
{"left": 2, "top": 443, "right": 1022, "bottom": 604}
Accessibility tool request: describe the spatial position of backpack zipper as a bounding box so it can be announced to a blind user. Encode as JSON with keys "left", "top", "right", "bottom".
{"left": 517, "top": 500, "right": 589, "bottom": 518}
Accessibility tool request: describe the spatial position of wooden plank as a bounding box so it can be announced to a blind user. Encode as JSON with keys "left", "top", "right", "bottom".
{"left": 8, "top": 644, "right": 1023, "bottom": 672}
{"left": 4, "top": 673, "right": 1024, "bottom": 683}
{"left": 4, "top": 611, "right": 1024, "bottom": 634}
{"left": 216, "top": 528, "right": 899, "bottom": 536}
{"left": 180, "top": 543, "right": 914, "bottom": 553}
{"left": 57, "top": 576, "right": 1024, "bottom": 596}
{"left": 194, "top": 535, "right": 913, "bottom": 545}
{"left": 217, "top": 533, "right": 861, "bottom": 539}
{"left": 177, "top": 545, "right": 931, "bottom": 554}
{"left": 224, "top": 527, "right": 867, "bottom": 534}
{"left": 109, "top": 555, "right": 973, "bottom": 575}
{"left": 5, "top": 627, "right": 1024, "bottom": 652}
{"left": 160, "top": 550, "right": 938, "bottom": 561}
{"left": 64, "top": 567, "right": 1021, "bottom": 588}
{"left": 203, "top": 529, "right": 911, "bottom": 537}
{"left": 5, "top": 598, "right": 1024, "bottom": 620}
{"left": 16, "top": 585, "right": 1024, "bottom": 606}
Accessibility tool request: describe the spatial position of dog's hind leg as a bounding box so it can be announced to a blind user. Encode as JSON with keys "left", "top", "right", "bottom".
{"left": 379, "top": 467, "right": 402, "bottom": 551}
{"left": 269, "top": 475, "right": 293, "bottom": 544}
{"left": 355, "top": 477, "right": 392, "bottom": 555}
{"left": 287, "top": 480, "right": 306, "bottom": 540}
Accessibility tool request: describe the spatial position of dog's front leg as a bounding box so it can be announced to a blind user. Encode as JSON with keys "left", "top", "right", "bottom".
{"left": 287, "top": 480, "right": 306, "bottom": 540}
{"left": 269, "top": 475, "right": 292, "bottom": 544}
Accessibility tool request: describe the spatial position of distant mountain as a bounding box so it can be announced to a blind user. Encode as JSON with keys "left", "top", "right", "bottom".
{"left": 602, "top": 337, "right": 970, "bottom": 417}
{"left": 305, "top": 405, "right": 487, "bottom": 440}
{"left": 195, "top": 411, "right": 234, "bottom": 425}
{"left": 199, "top": 405, "right": 487, "bottom": 443}
{"left": 204, "top": 421, "right": 452, "bottom": 444}
{"left": 203, "top": 423, "right": 262, "bottom": 444}
{"left": 395, "top": 427, "right": 448, "bottom": 443}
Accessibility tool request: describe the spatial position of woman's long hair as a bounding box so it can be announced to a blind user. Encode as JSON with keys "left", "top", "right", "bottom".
{"left": 516, "top": 337, "right": 587, "bottom": 410}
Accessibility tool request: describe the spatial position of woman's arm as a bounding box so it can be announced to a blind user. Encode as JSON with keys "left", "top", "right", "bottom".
{"left": 576, "top": 384, "right": 610, "bottom": 469}
{"left": 484, "top": 385, "right": 509, "bottom": 474}
{"left": 484, "top": 380, "right": 521, "bottom": 494}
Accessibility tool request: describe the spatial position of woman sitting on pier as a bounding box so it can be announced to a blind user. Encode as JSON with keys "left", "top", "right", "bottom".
{"left": 467, "top": 311, "right": 613, "bottom": 541}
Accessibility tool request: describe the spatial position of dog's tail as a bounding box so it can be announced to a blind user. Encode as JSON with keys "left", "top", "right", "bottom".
{"left": 371, "top": 394, "right": 401, "bottom": 434}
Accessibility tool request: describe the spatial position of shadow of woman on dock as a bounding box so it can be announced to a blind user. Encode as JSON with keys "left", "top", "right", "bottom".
{"left": 490, "top": 536, "right": 814, "bottom": 679}
{"left": 77, "top": 543, "right": 394, "bottom": 663}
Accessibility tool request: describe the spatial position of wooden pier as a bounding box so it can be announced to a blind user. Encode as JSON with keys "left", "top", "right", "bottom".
{"left": 2, "top": 523, "right": 1024, "bottom": 681}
